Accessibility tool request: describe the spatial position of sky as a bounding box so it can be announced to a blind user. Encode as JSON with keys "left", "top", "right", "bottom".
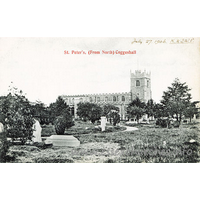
{"left": 0, "top": 37, "right": 199, "bottom": 105}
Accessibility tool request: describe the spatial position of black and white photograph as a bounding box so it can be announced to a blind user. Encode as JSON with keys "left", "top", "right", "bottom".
{"left": 1, "top": 1, "right": 200, "bottom": 200}
{"left": 0, "top": 37, "right": 199, "bottom": 163}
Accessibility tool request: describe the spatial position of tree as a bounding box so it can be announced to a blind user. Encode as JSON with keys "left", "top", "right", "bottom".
{"left": 127, "top": 106, "right": 145, "bottom": 123}
{"left": 102, "top": 104, "right": 119, "bottom": 117}
{"left": 184, "top": 101, "right": 199, "bottom": 122}
{"left": 0, "top": 87, "right": 34, "bottom": 144}
{"left": 48, "top": 96, "right": 74, "bottom": 134}
{"left": 77, "top": 102, "right": 102, "bottom": 124}
{"left": 102, "top": 104, "right": 119, "bottom": 123}
{"left": 154, "top": 103, "right": 168, "bottom": 119}
{"left": 161, "top": 78, "right": 192, "bottom": 124}
{"left": 31, "top": 101, "right": 50, "bottom": 125}
{"left": 76, "top": 102, "right": 92, "bottom": 121}
{"left": 109, "top": 111, "right": 120, "bottom": 126}
{"left": 129, "top": 97, "right": 146, "bottom": 108}
{"left": 89, "top": 104, "right": 102, "bottom": 124}
{"left": 127, "top": 97, "right": 146, "bottom": 122}
{"left": 48, "top": 96, "right": 70, "bottom": 123}
{"left": 145, "top": 99, "right": 156, "bottom": 118}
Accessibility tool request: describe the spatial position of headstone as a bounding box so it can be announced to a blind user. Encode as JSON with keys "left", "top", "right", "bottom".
{"left": 0, "top": 122, "right": 4, "bottom": 133}
{"left": 32, "top": 119, "right": 42, "bottom": 143}
{"left": 45, "top": 135, "right": 80, "bottom": 147}
{"left": 189, "top": 139, "right": 196, "bottom": 143}
{"left": 101, "top": 116, "right": 106, "bottom": 131}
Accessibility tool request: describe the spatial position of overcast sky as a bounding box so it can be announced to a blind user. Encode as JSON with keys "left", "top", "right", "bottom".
{"left": 0, "top": 37, "right": 199, "bottom": 105}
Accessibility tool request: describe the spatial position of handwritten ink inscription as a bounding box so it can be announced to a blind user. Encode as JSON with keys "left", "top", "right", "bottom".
{"left": 131, "top": 38, "right": 194, "bottom": 45}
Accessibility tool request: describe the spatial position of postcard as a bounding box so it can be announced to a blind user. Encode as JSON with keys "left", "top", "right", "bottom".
{"left": 0, "top": 37, "right": 199, "bottom": 163}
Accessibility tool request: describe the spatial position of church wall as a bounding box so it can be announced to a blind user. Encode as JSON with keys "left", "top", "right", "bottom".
{"left": 61, "top": 70, "right": 152, "bottom": 120}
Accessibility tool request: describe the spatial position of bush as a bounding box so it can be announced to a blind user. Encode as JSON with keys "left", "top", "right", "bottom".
{"left": 156, "top": 118, "right": 168, "bottom": 128}
{"left": 54, "top": 114, "right": 74, "bottom": 135}
{"left": 173, "top": 121, "right": 180, "bottom": 128}
{"left": 41, "top": 124, "right": 55, "bottom": 136}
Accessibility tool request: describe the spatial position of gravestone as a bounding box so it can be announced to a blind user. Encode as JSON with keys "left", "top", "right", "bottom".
{"left": 32, "top": 119, "right": 42, "bottom": 143}
{"left": 45, "top": 135, "right": 80, "bottom": 147}
{"left": 0, "top": 122, "right": 4, "bottom": 133}
{"left": 101, "top": 116, "right": 106, "bottom": 132}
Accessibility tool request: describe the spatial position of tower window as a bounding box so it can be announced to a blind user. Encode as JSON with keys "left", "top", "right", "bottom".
{"left": 147, "top": 80, "right": 149, "bottom": 88}
{"left": 136, "top": 80, "right": 140, "bottom": 86}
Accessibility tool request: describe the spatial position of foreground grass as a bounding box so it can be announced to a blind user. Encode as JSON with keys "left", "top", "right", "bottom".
{"left": 5, "top": 121, "right": 200, "bottom": 163}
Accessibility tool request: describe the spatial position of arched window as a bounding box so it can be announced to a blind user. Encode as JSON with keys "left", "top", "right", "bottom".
{"left": 97, "top": 97, "right": 100, "bottom": 102}
{"left": 113, "top": 96, "right": 116, "bottom": 101}
{"left": 105, "top": 97, "right": 108, "bottom": 102}
{"left": 136, "top": 80, "right": 140, "bottom": 86}
{"left": 122, "top": 96, "right": 125, "bottom": 101}
{"left": 89, "top": 97, "right": 93, "bottom": 102}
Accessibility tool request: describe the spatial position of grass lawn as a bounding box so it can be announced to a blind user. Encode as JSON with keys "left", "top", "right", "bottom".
{"left": 6, "top": 120, "right": 200, "bottom": 163}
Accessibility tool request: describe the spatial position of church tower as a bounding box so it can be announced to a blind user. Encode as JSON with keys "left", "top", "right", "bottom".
{"left": 130, "top": 70, "right": 152, "bottom": 102}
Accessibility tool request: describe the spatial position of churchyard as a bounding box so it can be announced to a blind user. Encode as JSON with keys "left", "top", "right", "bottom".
{"left": 0, "top": 79, "right": 199, "bottom": 163}
{"left": 4, "top": 119, "right": 200, "bottom": 163}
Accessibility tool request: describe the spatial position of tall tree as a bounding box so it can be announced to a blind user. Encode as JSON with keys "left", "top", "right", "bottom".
{"left": 161, "top": 78, "right": 192, "bottom": 124}
{"left": 145, "top": 99, "right": 155, "bottom": 118}
{"left": 0, "top": 87, "right": 34, "bottom": 144}
{"left": 127, "top": 97, "right": 146, "bottom": 122}
{"left": 48, "top": 96, "right": 70, "bottom": 123}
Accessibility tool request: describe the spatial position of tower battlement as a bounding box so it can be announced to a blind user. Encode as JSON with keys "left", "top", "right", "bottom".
{"left": 131, "top": 70, "right": 151, "bottom": 79}
{"left": 130, "top": 70, "right": 152, "bottom": 102}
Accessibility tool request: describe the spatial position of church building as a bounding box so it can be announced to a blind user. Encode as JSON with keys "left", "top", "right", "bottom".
{"left": 61, "top": 70, "right": 152, "bottom": 120}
